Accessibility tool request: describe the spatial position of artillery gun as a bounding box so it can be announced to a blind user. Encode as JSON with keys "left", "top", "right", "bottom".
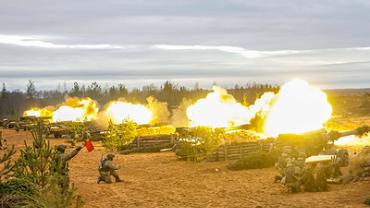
{"left": 49, "top": 121, "right": 92, "bottom": 138}
{"left": 1, "top": 119, "right": 16, "bottom": 129}
{"left": 274, "top": 125, "right": 370, "bottom": 156}
{"left": 19, "top": 116, "right": 51, "bottom": 131}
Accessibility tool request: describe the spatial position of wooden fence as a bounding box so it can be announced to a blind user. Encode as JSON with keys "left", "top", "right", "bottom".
{"left": 206, "top": 141, "right": 273, "bottom": 162}
{"left": 121, "top": 134, "right": 176, "bottom": 154}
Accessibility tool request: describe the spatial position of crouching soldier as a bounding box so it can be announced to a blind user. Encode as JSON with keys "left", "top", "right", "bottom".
{"left": 285, "top": 161, "right": 301, "bottom": 193}
{"left": 97, "top": 154, "right": 123, "bottom": 184}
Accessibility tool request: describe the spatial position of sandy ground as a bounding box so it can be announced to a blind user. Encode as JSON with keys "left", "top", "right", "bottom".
{"left": 2, "top": 129, "right": 370, "bottom": 208}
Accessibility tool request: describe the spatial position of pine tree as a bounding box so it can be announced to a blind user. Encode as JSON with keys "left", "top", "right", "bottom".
{"left": 1, "top": 83, "right": 8, "bottom": 98}
{"left": 26, "top": 80, "right": 37, "bottom": 99}
{"left": 14, "top": 120, "right": 54, "bottom": 186}
{"left": 0, "top": 145, "right": 16, "bottom": 181}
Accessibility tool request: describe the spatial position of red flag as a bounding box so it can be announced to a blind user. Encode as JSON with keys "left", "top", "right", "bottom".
{"left": 85, "top": 139, "right": 94, "bottom": 152}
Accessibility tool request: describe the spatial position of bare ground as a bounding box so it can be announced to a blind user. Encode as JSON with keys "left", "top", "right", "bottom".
{"left": 2, "top": 129, "right": 370, "bottom": 208}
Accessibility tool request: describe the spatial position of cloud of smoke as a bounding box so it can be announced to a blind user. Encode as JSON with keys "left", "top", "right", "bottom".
{"left": 171, "top": 98, "right": 193, "bottom": 127}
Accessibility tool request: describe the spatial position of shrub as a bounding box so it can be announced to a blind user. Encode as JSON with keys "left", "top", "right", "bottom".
{"left": 364, "top": 196, "right": 370, "bottom": 206}
{"left": 0, "top": 178, "right": 35, "bottom": 196}
{"left": 0, "top": 145, "right": 16, "bottom": 181}
{"left": 175, "top": 127, "right": 224, "bottom": 161}
{"left": 6, "top": 119, "right": 83, "bottom": 208}
{"left": 13, "top": 120, "right": 54, "bottom": 186}
{"left": 0, "top": 178, "right": 35, "bottom": 208}
{"left": 227, "top": 151, "right": 276, "bottom": 170}
{"left": 103, "top": 120, "right": 138, "bottom": 151}
{"left": 24, "top": 177, "right": 83, "bottom": 208}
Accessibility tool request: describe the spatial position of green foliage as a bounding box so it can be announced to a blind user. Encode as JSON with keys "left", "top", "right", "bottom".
{"left": 0, "top": 178, "right": 35, "bottom": 198}
{"left": 0, "top": 177, "right": 83, "bottom": 208}
{"left": 103, "top": 120, "right": 138, "bottom": 151}
{"left": 5, "top": 120, "right": 83, "bottom": 208}
{"left": 175, "top": 127, "right": 224, "bottom": 161}
{"left": 364, "top": 196, "right": 370, "bottom": 206}
{"left": 26, "top": 80, "right": 37, "bottom": 99}
{"left": 70, "top": 122, "right": 84, "bottom": 136}
{"left": 0, "top": 178, "right": 35, "bottom": 208}
{"left": 23, "top": 177, "right": 83, "bottom": 208}
{"left": 0, "top": 145, "right": 16, "bottom": 181}
{"left": 14, "top": 121, "right": 54, "bottom": 186}
{"left": 227, "top": 151, "right": 276, "bottom": 171}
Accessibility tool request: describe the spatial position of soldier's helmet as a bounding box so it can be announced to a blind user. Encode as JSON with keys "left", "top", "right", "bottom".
{"left": 106, "top": 154, "right": 115, "bottom": 160}
{"left": 56, "top": 144, "right": 67, "bottom": 153}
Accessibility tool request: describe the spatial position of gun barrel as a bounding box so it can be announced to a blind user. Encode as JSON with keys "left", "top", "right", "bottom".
{"left": 338, "top": 129, "right": 360, "bottom": 137}
{"left": 334, "top": 125, "right": 370, "bottom": 139}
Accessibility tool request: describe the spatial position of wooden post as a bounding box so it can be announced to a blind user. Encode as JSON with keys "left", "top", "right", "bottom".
{"left": 239, "top": 144, "right": 242, "bottom": 159}
{"left": 137, "top": 137, "right": 141, "bottom": 148}
{"left": 224, "top": 144, "right": 228, "bottom": 161}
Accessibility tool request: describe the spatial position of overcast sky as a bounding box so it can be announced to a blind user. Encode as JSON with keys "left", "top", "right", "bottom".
{"left": 1, "top": 0, "right": 370, "bottom": 90}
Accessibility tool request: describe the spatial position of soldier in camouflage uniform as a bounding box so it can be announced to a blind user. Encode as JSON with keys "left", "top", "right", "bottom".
{"left": 301, "top": 163, "right": 316, "bottom": 192}
{"left": 52, "top": 143, "right": 84, "bottom": 192}
{"left": 314, "top": 162, "right": 328, "bottom": 191}
{"left": 284, "top": 161, "right": 301, "bottom": 193}
{"left": 295, "top": 150, "right": 306, "bottom": 168}
{"left": 97, "top": 154, "right": 123, "bottom": 184}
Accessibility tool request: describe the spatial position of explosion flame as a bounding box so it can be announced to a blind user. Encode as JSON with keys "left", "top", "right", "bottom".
{"left": 52, "top": 97, "right": 98, "bottom": 122}
{"left": 105, "top": 101, "right": 153, "bottom": 125}
{"left": 263, "top": 79, "right": 332, "bottom": 137}
{"left": 23, "top": 107, "right": 53, "bottom": 118}
{"left": 335, "top": 135, "right": 370, "bottom": 146}
{"left": 186, "top": 86, "right": 273, "bottom": 128}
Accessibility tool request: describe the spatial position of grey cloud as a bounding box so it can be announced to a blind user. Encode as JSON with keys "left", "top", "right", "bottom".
{"left": 0, "top": 0, "right": 370, "bottom": 90}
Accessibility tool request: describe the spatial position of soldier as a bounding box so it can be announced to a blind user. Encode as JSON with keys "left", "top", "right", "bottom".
{"left": 337, "top": 149, "right": 349, "bottom": 167}
{"left": 295, "top": 153, "right": 306, "bottom": 169}
{"left": 97, "top": 154, "right": 123, "bottom": 184}
{"left": 284, "top": 161, "right": 301, "bottom": 193}
{"left": 315, "top": 163, "right": 328, "bottom": 191}
{"left": 301, "top": 163, "right": 316, "bottom": 192}
{"left": 275, "top": 151, "right": 291, "bottom": 183}
{"left": 330, "top": 149, "right": 349, "bottom": 178}
{"left": 276, "top": 153, "right": 288, "bottom": 172}
{"left": 52, "top": 143, "right": 84, "bottom": 191}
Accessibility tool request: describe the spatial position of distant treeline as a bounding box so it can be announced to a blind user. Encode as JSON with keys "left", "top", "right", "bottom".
{"left": 325, "top": 90, "right": 370, "bottom": 117}
{"left": 1, "top": 80, "right": 369, "bottom": 119}
{"left": 0, "top": 80, "right": 279, "bottom": 119}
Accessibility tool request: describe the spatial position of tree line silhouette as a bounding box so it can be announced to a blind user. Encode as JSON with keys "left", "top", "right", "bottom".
{"left": 0, "top": 80, "right": 279, "bottom": 119}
